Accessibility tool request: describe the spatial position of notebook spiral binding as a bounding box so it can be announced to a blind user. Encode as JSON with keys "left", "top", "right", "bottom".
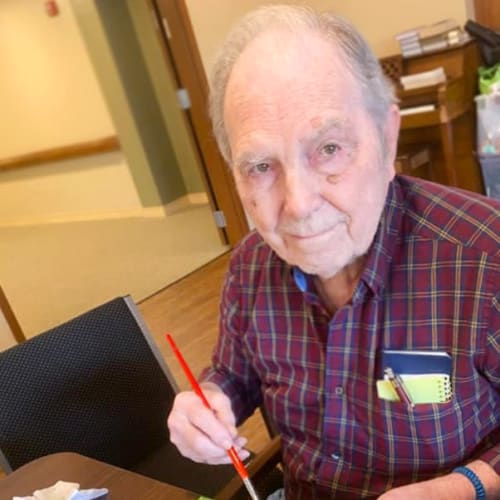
{"left": 437, "top": 375, "right": 453, "bottom": 402}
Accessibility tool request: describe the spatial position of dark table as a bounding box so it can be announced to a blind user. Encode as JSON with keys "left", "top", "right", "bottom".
{"left": 0, "top": 452, "right": 198, "bottom": 499}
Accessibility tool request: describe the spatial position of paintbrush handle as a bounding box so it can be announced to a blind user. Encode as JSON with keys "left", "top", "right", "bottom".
{"left": 165, "top": 334, "right": 259, "bottom": 498}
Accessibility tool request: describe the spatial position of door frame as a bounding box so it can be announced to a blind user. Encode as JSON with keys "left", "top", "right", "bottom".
{"left": 150, "top": 0, "right": 249, "bottom": 247}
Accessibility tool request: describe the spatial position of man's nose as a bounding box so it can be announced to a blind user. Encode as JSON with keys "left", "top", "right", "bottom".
{"left": 282, "top": 168, "right": 319, "bottom": 219}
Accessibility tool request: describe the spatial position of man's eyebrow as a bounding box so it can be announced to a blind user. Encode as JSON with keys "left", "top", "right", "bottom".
{"left": 306, "top": 118, "right": 350, "bottom": 143}
{"left": 233, "top": 152, "right": 265, "bottom": 170}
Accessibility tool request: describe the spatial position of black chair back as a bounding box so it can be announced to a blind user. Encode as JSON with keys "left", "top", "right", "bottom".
{"left": 0, "top": 296, "right": 237, "bottom": 496}
{"left": 0, "top": 296, "right": 175, "bottom": 472}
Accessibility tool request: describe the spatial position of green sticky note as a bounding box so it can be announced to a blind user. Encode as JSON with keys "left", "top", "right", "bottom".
{"left": 377, "top": 374, "right": 452, "bottom": 404}
{"left": 376, "top": 379, "right": 399, "bottom": 401}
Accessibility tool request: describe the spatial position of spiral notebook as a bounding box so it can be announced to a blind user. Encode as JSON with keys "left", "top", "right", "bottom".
{"left": 377, "top": 374, "right": 452, "bottom": 403}
{"left": 377, "top": 350, "right": 453, "bottom": 404}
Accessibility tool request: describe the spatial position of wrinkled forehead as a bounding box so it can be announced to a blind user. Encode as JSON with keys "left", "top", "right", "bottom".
{"left": 223, "top": 29, "right": 361, "bottom": 118}
{"left": 223, "top": 29, "right": 363, "bottom": 141}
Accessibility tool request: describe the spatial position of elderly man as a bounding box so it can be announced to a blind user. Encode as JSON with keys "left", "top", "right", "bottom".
{"left": 168, "top": 5, "right": 500, "bottom": 499}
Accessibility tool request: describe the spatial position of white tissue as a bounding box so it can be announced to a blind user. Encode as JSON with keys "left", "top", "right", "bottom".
{"left": 13, "top": 480, "right": 108, "bottom": 500}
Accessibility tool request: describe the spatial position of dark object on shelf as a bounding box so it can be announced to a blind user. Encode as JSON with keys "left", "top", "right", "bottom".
{"left": 380, "top": 54, "right": 403, "bottom": 86}
{"left": 465, "top": 20, "right": 500, "bottom": 66}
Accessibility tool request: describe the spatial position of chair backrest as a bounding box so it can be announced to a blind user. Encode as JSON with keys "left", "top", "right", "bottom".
{"left": 0, "top": 296, "right": 178, "bottom": 473}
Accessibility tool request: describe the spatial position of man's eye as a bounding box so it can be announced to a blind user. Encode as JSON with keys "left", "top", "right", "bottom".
{"left": 254, "top": 162, "right": 270, "bottom": 173}
{"left": 322, "top": 143, "right": 339, "bottom": 155}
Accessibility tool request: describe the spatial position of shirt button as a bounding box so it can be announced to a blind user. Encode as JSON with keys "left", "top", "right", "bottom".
{"left": 331, "top": 452, "right": 341, "bottom": 460}
{"left": 334, "top": 386, "right": 344, "bottom": 396}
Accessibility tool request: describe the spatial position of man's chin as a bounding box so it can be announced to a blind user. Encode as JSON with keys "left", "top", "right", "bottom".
{"left": 266, "top": 238, "right": 353, "bottom": 276}
{"left": 285, "top": 247, "right": 362, "bottom": 278}
{"left": 287, "top": 254, "right": 345, "bottom": 278}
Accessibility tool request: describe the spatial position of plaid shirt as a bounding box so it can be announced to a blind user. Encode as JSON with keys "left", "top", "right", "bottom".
{"left": 203, "top": 176, "right": 500, "bottom": 499}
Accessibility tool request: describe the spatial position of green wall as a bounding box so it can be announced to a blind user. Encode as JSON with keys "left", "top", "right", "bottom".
{"left": 96, "top": 0, "right": 187, "bottom": 205}
{"left": 71, "top": 0, "right": 194, "bottom": 207}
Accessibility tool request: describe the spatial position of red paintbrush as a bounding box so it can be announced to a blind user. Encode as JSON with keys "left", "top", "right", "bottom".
{"left": 165, "top": 333, "right": 259, "bottom": 500}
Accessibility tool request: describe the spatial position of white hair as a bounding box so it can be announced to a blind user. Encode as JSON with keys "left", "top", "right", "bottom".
{"left": 208, "top": 4, "right": 397, "bottom": 163}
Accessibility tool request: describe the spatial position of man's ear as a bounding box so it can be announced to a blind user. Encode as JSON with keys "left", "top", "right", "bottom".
{"left": 383, "top": 104, "right": 401, "bottom": 177}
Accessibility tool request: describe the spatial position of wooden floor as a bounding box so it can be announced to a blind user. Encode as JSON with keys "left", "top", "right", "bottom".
{"left": 138, "top": 252, "right": 270, "bottom": 454}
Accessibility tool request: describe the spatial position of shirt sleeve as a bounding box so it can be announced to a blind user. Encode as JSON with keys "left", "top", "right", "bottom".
{"left": 473, "top": 290, "right": 500, "bottom": 473}
{"left": 200, "top": 251, "right": 263, "bottom": 425}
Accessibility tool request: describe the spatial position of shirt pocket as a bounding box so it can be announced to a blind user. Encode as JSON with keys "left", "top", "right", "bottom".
{"left": 347, "top": 395, "right": 466, "bottom": 476}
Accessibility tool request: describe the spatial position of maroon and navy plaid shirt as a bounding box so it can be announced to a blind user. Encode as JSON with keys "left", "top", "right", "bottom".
{"left": 202, "top": 176, "right": 500, "bottom": 499}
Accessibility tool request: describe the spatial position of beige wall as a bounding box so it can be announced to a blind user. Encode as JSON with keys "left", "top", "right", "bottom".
{"left": 0, "top": 0, "right": 142, "bottom": 224}
{"left": 185, "top": 0, "right": 468, "bottom": 72}
{"left": 0, "top": 0, "right": 114, "bottom": 156}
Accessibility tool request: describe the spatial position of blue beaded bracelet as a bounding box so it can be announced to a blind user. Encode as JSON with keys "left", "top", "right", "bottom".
{"left": 453, "top": 466, "right": 486, "bottom": 500}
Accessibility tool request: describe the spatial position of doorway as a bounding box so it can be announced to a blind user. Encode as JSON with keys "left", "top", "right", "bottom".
{"left": 83, "top": 0, "right": 249, "bottom": 248}
{"left": 150, "top": 0, "right": 249, "bottom": 246}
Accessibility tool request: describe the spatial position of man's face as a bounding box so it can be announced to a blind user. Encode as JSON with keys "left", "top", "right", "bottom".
{"left": 224, "top": 30, "right": 398, "bottom": 279}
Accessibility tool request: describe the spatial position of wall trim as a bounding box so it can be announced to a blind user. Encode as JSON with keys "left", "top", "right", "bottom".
{"left": 164, "top": 192, "right": 209, "bottom": 214}
{"left": 0, "top": 136, "right": 120, "bottom": 172}
{"left": 187, "top": 192, "right": 209, "bottom": 205}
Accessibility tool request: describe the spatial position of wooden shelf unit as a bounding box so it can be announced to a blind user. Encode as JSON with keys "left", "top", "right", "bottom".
{"left": 396, "top": 40, "right": 484, "bottom": 193}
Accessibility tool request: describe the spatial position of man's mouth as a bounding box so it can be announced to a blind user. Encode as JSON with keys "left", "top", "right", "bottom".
{"left": 287, "top": 227, "right": 335, "bottom": 240}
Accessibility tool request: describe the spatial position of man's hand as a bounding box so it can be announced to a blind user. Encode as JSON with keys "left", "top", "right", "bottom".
{"left": 167, "top": 383, "right": 249, "bottom": 465}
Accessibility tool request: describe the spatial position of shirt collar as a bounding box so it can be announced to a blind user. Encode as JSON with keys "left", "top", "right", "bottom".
{"left": 359, "top": 178, "right": 404, "bottom": 297}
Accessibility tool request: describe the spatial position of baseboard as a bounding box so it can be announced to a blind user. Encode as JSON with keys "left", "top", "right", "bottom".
{"left": 0, "top": 192, "right": 209, "bottom": 227}
{"left": 187, "top": 192, "right": 209, "bottom": 205}
{"left": 164, "top": 192, "right": 209, "bottom": 215}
